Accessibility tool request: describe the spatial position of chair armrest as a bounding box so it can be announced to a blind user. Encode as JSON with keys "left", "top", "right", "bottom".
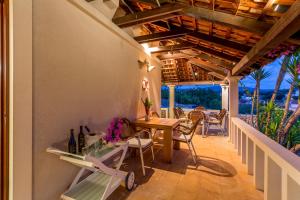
{"left": 134, "top": 129, "right": 152, "bottom": 139}
{"left": 176, "top": 124, "right": 192, "bottom": 130}
{"left": 175, "top": 128, "right": 190, "bottom": 135}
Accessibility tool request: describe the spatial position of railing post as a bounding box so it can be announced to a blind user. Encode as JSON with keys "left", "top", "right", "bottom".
{"left": 168, "top": 84, "right": 175, "bottom": 118}
{"left": 254, "top": 145, "right": 264, "bottom": 190}
{"left": 241, "top": 132, "right": 246, "bottom": 164}
{"left": 265, "top": 157, "right": 282, "bottom": 200}
{"left": 238, "top": 128, "right": 241, "bottom": 155}
{"left": 227, "top": 76, "right": 241, "bottom": 137}
{"left": 282, "top": 170, "right": 287, "bottom": 200}
{"left": 247, "top": 137, "right": 254, "bottom": 175}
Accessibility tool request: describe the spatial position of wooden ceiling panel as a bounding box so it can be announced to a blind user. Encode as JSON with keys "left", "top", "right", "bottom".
{"left": 114, "top": 0, "right": 299, "bottom": 83}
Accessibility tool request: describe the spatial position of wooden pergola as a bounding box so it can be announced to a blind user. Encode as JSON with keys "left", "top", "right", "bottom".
{"left": 111, "top": 0, "right": 300, "bottom": 84}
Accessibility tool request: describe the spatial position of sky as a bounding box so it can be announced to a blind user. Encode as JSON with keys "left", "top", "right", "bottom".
{"left": 240, "top": 56, "right": 291, "bottom": 89}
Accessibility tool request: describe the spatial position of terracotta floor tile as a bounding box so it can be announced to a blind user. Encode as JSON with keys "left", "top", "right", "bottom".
{"left": 108, "top": 134, "right": 263, "bottom": 200}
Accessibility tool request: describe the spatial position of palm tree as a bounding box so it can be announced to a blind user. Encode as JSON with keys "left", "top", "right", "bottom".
{"left": 265, "top": 56, "right": 289, "bottom": 136}
{"left": 278, "top": 105, "right": 300, "bottom": 145}
{"left": 250, "top": 68, "right": 271, "bottom": 128}
{"left": 277, "top": 53, "right": 300, "bottom": 136}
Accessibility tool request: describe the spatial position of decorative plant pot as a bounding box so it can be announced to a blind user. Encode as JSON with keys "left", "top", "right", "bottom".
{"left": 145, "top": 114, "right": 150, "bottom": 121}
{"left": 145, "top": 108, "right": 150, "bottom": 121}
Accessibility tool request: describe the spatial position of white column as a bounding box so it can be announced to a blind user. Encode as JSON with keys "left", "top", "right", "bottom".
{"left": 168, "top": 84, "right": 175, "bottom": 118}
{"left": 227, "top": 76, "right": 241, "bottom": 137}
{"left": 221, "top": 84, "right": 229, "bottom": 110}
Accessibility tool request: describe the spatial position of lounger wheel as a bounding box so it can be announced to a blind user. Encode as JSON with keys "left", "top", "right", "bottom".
{"left": 125, "top": 171, "right": 135, "bottom": 191}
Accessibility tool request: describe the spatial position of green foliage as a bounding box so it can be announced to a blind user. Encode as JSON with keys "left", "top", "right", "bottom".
{"left": 141, "top": 97, "right": 152, "bottom": 109}
{"left": 259, "top": 104, "right": 300, "bottom": 148}
{"left": 287, "top": 121, "right": 300, "bottom": 149}
{"left": 174, "top": 87, "right": 221, "bottom": 109}
{"left": 250, "top": 68, "right": 271, "bottom": 82}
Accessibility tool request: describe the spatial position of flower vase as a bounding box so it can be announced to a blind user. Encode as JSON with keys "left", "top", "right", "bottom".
{"left": 145, "top": 108, "right": 150, "bottom": 121}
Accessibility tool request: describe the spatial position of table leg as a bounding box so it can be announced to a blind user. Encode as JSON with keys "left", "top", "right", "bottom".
{"left": 173, "top": 141, "right": 180, "bottom": 150}
{"left": 163, "top": 128, "right": 173, "bottom": 163}
{"left": 202, "top": 121, "right": 205, "bottom": 137}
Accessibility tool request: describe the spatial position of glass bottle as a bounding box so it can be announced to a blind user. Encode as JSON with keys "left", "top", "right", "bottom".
{"left": 68, "top": 129, "right": 77, "bottom": 154}
{"left": 78, "top": 126, "right": 85, "bottom": 154}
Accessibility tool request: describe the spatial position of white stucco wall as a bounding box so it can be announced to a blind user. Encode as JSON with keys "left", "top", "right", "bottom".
{"left": 32, "top": 1, "right": 161, "bottom": 199}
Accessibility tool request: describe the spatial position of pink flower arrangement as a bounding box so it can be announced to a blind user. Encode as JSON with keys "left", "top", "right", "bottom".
{"left": 105, "top": 118, "right": 123, "bottom": 143}
{"left": 267, "top": 45, "right": 297, "bottom": 59}
{"left": 297, "top": 64, "right": 300, "bottom": 74}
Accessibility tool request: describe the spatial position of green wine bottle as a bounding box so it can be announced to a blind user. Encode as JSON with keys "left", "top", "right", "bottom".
{"left": 78, "top": 126, "right": 85, "bottom": 154}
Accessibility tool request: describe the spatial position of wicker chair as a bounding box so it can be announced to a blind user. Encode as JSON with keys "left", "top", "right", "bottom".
{"left": 194, "top": 106, "right": 205, "bottom": 111}
{"left": 206, "top": 109, "right": 227, "bottom": 135}
{"left": 121, "top": 118, "right": 154, "bottom": 176}
{"left": 174, "top": 107, "right": 189, "bottom": 123}
{"left": 173, "top": 117, "right": 201, "bottom": 164}
{"left": 151, "top": 111, "right": 164, "bottom": 139}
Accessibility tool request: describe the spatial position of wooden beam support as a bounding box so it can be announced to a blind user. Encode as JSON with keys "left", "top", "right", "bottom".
{"left": 189, "top": 57, "right": 228, "bottom": 77}
{"left": 135, "top": 25, "right": 251, "bottom": 53}
{"left": 164, "top": 81, "right": 224, "bottom": 85}
{"left": 188, "top": 32, "right": 252, "bottom": 53}
{"left": 149, "top": 42, "right": 194, "bottom": 53}
{"left": 192, "top": 44, "right": 241, "bottom": 62}
{"left": 158, "top": 52, "right": 234, "bottom": 69}
{"left": 184, "top": 6, "right": 273, "bottom": 34}
{"left": 112, "top": 4, "right": 186, "bottom": 28}
{"left": 208, "top": 72, "right": 226, "bottom": 79}
{"left": 150, "top": 41, "right": 241, "bottom": 62}
{"left": 134, "top": 29, "right": 190, "bottom": 43}
{"left": 232, "top": 0, "right": 300, "bottom": 75}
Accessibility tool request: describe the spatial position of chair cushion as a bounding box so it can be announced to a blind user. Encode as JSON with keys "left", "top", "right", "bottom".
{"left": 173, "top": 131, "right": 192, "bottom": 142}
{"left": 208, "top": 119, "right": 220, "bottom": 124}
{"left": 128, "top": 137, "right": 153, "bottom": 148}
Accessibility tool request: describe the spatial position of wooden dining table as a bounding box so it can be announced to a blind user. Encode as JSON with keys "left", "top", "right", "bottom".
{"left": 134, "top": 117, "right": 180, "bottom": 163}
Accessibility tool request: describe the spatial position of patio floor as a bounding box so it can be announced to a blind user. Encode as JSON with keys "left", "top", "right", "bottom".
{"left": 108, "top": 128, "right": 264, "bottom": 200}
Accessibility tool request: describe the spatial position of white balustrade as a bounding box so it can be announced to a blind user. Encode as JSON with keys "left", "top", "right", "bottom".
{"left": 230, "top": 117, "right": 300, "bottom": 200}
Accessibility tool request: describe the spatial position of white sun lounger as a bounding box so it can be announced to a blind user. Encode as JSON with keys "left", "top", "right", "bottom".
{"left": 47, "top": 141, "right": 135, "bottom": 200}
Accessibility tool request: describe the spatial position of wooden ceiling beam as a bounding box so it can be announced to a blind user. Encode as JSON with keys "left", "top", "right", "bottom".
{"left": 158, "top": 52, "right": 234, "bottom": 69}
{"left": 150, "top": 41, "right": 241, "bottom": 62}
{"left": 188, "top": 32, "right": 252, "bottom": 53}
{"left": 112, "top": 4, "right": 186, "bottom": 28}
{"left": 232, "top": 0, "right": 300, "bottom": 75}
{"left": 208, "top": 72, "right": 226, "bottom": 80}
{"left": 164, "top": 81, "right": 224, "bottom": 85}
{"left": 149, "top": 42, "right": 194, "bottom": 53}
{"left": 135, "top": 27, "right": 252, "bottom": 52}
{"left": 134, "top": 29, "right": 189, "bottom": 43}
{"left": 183, "top": 6, "right": 272, "bottom": 34}
{"left": 192, "top": 44, "right": 241, "bottom": 62}
{"left": 189, "top": 58, "right": 228, "bottom": 77}
{"left": 113, "top": 3, "right": 274, "bottom": 35}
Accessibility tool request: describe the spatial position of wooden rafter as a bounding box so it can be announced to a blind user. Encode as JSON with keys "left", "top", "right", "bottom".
{"left": 150, "top": 41, "right": 241, "bottom": 62}
{"left": 112, "top": 4, "right": 186, "bottom": 28}
{"left": 189, "top": 58, "right": 228, "bottom": 76}
{"left": 134, "top": 27, "right": 252, "bottom": 52}
{"left": 184, "top": 6, "right": 272, "bottom": 34}
{"left": 134, "top": 29, "right": 188, "bottom": 43}
{"left": 113, "top": 4, "right": 273, "bottom": 34}
{"left": 158, "top": 51, "right": 234, "bottom": 69}
{"left": 232, "top": 0, "right": 300, "bottom": 75}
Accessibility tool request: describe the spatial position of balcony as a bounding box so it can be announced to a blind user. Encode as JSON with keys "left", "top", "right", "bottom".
{"left": 108, "top": 117, "right": 300, "bottom": 200}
